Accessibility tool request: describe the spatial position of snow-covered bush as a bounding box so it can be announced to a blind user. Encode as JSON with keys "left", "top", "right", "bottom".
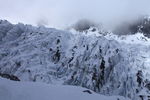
{"left": 0, "top": 20, "right": 13, "bottom": 42}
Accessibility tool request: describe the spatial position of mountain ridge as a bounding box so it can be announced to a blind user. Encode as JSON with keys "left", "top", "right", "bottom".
{"left": 0, "top": 20, "right": 150, "bottom": 100}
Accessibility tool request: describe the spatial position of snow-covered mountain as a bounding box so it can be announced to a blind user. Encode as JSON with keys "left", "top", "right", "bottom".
{"left": 0, "top": 19, "right": 150, "bottom": 100}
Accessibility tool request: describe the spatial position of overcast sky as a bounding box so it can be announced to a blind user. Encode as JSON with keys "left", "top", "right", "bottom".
{"left": 0, "top": 0, "right": 150, "bottom": 29}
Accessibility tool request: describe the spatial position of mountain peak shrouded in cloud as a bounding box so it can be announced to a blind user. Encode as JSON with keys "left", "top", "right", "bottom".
{"left": 36, "top": 17, "right": 49, "bottom": 27}
{"left": 0, "top": 0, "right": 150, "bottom": 29}
{"left": 69, "top": 19, "right": 101, "bottom": 32}
{"left": 113, "top": 15, "right": 150, "bottom": 37}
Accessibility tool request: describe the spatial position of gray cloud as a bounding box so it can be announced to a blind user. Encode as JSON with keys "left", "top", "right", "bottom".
{"left": 0, "top": 0, "right": 150, "bottom": 29}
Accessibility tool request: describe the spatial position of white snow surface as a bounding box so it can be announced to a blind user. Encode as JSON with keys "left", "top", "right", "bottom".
{"left": 0, "top": 78, "right": 128, "bottom": 100}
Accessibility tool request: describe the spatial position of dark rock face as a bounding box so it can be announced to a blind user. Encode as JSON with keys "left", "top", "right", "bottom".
{"left": 83, "top": 90, "right": 92, "bottom": 94}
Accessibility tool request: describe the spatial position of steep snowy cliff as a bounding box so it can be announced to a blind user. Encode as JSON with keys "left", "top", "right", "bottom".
{"left": 0, "top": 20, "right": 150, "bottom": 100}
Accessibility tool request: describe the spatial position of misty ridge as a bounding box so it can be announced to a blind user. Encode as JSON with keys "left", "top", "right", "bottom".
{"left": 1, "top": 0, "right": 150, "bottom": 35}
{"left": 2, "top": 0, "right": 150, "bottom": 29}
{"left": 66, "top": 15, "right": 150, "bottom": 38}
{"left": 113, "top": 15, "right": 150, "bottom": 37}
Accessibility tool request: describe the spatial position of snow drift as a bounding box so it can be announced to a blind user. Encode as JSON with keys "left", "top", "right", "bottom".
{"left": 0, "top": 77, "right": 128, "bottom": 100}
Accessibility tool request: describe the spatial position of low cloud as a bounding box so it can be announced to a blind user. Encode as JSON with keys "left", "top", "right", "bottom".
{"left": 0, "top": 0, "right": 150, "bottom": 30}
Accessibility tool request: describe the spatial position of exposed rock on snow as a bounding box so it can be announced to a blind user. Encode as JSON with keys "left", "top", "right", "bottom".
{"left": 0, "top": 73, "right": 20, "bottom": 81}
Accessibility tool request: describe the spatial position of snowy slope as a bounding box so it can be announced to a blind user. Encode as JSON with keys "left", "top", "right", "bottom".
{"left": 0, "top": 20, "right": 150, "bottom": 100}
{"left": 0, "top": 78, "right": 128, "bottom": 100}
